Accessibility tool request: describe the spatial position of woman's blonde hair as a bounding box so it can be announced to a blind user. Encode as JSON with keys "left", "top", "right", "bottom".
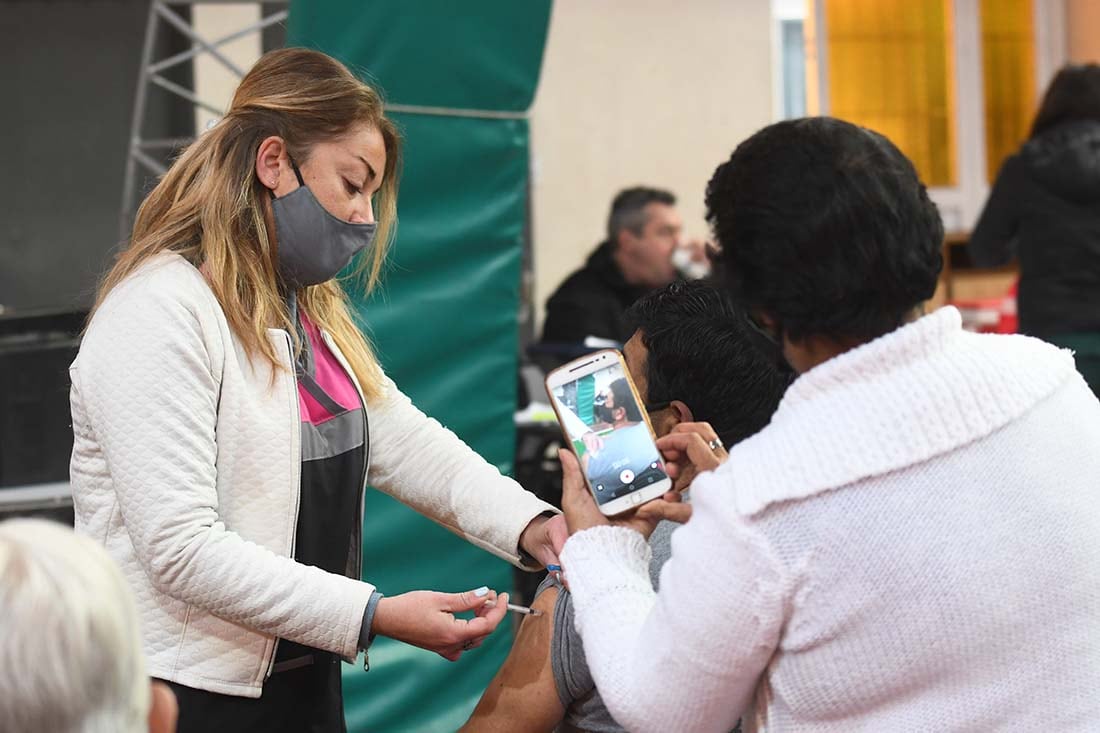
{"left": 95, "top": 47, "right": 400, "bottom": 400}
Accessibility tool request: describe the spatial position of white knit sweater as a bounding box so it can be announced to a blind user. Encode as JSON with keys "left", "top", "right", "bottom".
{"left": 561, "top": 307, "right": 1100, "bottom": 732}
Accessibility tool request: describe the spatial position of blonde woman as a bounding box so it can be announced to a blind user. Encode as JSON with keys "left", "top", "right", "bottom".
{"left": 70, "top": 48, "right": 564, "bottom": 732}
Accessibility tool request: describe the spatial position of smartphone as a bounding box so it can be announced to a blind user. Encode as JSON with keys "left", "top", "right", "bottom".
{"left": 545, "top": 349, "right": 672, "bottom": 516}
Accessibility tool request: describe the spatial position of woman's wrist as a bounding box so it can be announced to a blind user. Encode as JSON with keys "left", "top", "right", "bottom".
{"left": 358, "top": 591, "right": 384, "bottom": 650}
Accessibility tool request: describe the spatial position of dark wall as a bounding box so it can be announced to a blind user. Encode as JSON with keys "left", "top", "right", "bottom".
{"left": 263, "top": 3, "right": 287, "bottom": 51}
{"left": 0, "top": 0, "right": 193, "bottom": 314}
{"left": 0, "top": 314, "right": 82, "bottom": 487}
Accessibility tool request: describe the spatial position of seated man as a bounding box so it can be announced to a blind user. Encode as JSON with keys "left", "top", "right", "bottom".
{"left": 0, "top": 518, "right": 178, "bottom": 733}
{"left": 462, "top": 280, "right": 790, "bottom": 733}
{"left": 541, "top": 187, "right": 683, "bottom": 345}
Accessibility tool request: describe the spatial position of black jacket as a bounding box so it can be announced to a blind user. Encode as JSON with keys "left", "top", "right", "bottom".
{"left": 969, "top": 119, "right": 1100, "bottom": 338}
{"left": 540, "top": 241, "right": 650, "bottom": 344}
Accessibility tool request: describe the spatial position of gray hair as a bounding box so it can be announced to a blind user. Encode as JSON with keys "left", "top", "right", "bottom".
{"left": 606, "top": 186, "right": 676, "bottom": 246}
{"left": 0, "top": 519, "right": 149, "bottom": 733}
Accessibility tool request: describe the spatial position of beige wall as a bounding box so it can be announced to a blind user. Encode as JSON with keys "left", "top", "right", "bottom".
{"left": 529, "top": 0, "right": 775, "bottom": 332}
{"left": 192, "top": 4, "right": 262, "bottom": 131}
{"left": 1066, "top": 0, "right": 1100, "bottom": 62}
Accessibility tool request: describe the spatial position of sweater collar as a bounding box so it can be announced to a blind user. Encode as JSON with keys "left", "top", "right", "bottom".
{"left": 726, "top": 306, "right": 1077, "bottom": 515}
{"left": 782, "top": 306, "right": 962, "bottom": 407}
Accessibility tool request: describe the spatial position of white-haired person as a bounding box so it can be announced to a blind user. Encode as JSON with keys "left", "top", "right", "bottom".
{"left": 0, "top": 518, "right": 178, "bottom": 733}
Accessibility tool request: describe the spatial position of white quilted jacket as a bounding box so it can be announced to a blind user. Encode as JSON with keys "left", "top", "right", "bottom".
{"left": 70, "top": 253, "right": 554, "bottom": 697}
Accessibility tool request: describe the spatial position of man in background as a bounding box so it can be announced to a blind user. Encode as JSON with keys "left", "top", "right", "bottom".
{"left": 541, "top": 187, "right": 683, "bottom": 344}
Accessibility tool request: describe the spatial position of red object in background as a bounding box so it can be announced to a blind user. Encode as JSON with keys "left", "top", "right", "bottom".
{"left": 952, "top": 281, "right": 1018, "bottom": 334}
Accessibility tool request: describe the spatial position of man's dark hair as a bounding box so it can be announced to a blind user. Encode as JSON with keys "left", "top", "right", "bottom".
{"left": 705, "top": 117, "right": 943, "bottom": 343}
{"left": 625, "top": 280, "right": 790, "bottom": 447}
{"left": 606, "top": 377, "right": 643, "bottom": 422}
{"left": 607, "top": 186, "right": 676, "bottom": 246}
{"left": 1030, "top": 63, "right": 1100, "bottom": 138}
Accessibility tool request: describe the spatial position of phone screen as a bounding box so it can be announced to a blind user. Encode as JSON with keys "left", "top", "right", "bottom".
{"left": 549, "top": 361, "right": 669, "bottom": 505}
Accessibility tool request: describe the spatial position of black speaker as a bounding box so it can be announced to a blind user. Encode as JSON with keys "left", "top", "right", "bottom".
{"left": 0, "top": 311, "right": 83, "bottom": 488}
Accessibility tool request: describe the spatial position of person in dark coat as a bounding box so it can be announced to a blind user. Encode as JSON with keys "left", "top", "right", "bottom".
{"left": 541, "top": 187, "right": 682, "bottom": 344}
{"left": 969, "top": 64, "right": 1100, "bottom": 395}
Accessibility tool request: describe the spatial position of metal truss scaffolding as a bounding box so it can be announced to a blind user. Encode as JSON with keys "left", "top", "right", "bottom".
{"left": 120, "top": 0, "right": 288, "bottom": 237}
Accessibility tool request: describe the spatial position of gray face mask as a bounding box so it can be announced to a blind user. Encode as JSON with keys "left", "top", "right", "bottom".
{"left": 271, "top": 161, "right": 376, "bottom": 289}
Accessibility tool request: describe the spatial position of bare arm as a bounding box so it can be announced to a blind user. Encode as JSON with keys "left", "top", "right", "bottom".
{"left": 461, "top": 587, "right": 565, "bottom": 733}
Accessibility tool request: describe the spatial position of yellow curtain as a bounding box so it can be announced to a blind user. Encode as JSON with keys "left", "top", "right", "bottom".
{"left": 980, "top": 0, "right": 1036, "bottom": 181}
{"left": 822, "top": 0, "right": 957, "bottom": 187}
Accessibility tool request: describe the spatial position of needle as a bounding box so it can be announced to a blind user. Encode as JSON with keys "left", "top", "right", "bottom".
{"left": 483, "top": 600, "right": 543, "bottom": 616}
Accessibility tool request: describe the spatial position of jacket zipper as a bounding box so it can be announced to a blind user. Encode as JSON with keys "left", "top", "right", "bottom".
{"left": 265, "top": 330, "right": 303, "bottom": 680}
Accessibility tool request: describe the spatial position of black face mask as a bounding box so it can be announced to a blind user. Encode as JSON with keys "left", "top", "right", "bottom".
{"left": 594, "top": 404, "right": 615, "bottom": 424}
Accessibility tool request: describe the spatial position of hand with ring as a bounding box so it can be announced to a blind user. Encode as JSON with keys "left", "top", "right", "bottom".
{"left": 371, "top": 587, "right": 508, "bottom": 662}
{"left": 655, "top": 422, "right": 730, "bottom": 492}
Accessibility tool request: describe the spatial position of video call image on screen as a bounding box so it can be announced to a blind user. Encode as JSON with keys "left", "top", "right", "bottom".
{"left": 551, "top": 363, "right": 668, "bottom": 505}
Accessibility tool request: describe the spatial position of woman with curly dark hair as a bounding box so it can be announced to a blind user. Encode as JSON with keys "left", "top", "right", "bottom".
{"left": 970, "top": 64, "right": 1100, "bottom": 394}
{"left": 555, "top": 117, "right": 1100, "bottom": 732}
